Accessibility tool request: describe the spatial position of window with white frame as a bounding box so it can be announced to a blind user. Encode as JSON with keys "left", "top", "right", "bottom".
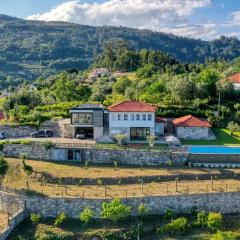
{"left": 136, "top": 114, "right": 140, "bottom": 121}
{"left": 148, "top": 114, "right": 152, "bottom": 121}
{"left": 117, "top": 114, "right": 121, "bottom": 121}
{"left": 130, "top": 114, "right": 135, "bottom": 121}
{"left": 142, "top": 114, "right": 146, "bottom": 121}
{"left": 124, "top": 114, "right": 128, "bottom": 121}
{"left": 112, "top": 114, "right": 117, "bottom": 121}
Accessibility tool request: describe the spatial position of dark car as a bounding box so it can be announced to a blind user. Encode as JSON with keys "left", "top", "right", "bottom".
{"left": 31, "top": 130, "right": 53, "bottom": 138}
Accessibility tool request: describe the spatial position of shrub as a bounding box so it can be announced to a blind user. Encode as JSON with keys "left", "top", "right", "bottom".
{"left": 0, "top": 154, "right": 8, "bottom": 176}
{"left": 164, "top": 208, "right": 174, "bottom": 221}
{"left": 43, "top": 141, "right": 56, "bottom": 150}
{"left": 211, "top": 231, "right": 237, "bottom": 240}
{"left": 158, "top": 217, "right": 188, "bottom": 234}
{"left": 101, "top": 199, "right": 131, "bottom": 223}
{"left": 114, "top": 134, "right": 127, "bottom": 146}
{"left": 96, "top": 179, "right": 103, "bottom": 185}
{"left": 191, "top": 206, "right": 198, "bottom": 217}
{"left": 79, "top": 207, "right": 94, "bottom": 225}
{"left": 207, "top": 213, "right": 223, "bottom": 231}
{"left": 22, "top": 160, "right": 33, "bottom": 175}
{"left": 137, "top": 203, "right": 149, "bottom": 220}
{"left": 195, "top": 210, "right": 207, "bottom": 228}
{"left": 30, "top": 213, "right": 41, "bottom": 225}
{"left": 54, "top": 212, "right": 67, "bottom": 226}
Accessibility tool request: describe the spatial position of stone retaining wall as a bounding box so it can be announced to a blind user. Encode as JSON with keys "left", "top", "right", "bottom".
{"left": 0, "top": 121, "right": 60, "bottom": 138}
{"left": 3, "top": 144, "right": 188, "bottom": 166}
{"left": 1, "top": 191, "right": 240, "bottom": 219}
{"left": 189, "top": 154, "right": 240, "bottom": 164}
{"left": 3, "top": 144, "right": 51, "bottom": 160}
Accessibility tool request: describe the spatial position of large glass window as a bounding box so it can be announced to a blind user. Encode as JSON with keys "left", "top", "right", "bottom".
{"left": 136, "top": 114, "right": 140, "bottom": 121}
{"left": 124, "top": 114, "right": 128, "bottom": 121}
{"left": 71, "top": 113, "right": 93, "bottom": 125}
{"left": 142, "top": 114, "right": 146, "bottom": 121}
{"left": 130, "top": 128, "right": 150, "bottom": 140}
{"left": 148, "top": 114, "right": 152, "bottom": 121}
{"left": 117, "top": 114, "right": 121, "bottom": 121}
{"left": 130, "top": 114, "right": 135, "bottom": 121}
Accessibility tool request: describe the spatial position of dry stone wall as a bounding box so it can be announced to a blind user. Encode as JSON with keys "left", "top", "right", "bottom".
{"left": 1, "top": 191, "right": 240, "bottom": 219}
{"left": 189, "top": 154, "right": 240, "bottom": 164}
{"left": 3, "top": 144, "right": 188, "bottom": 166}
{"left": 0, "top": 121, "right": 60, "bottom": 138}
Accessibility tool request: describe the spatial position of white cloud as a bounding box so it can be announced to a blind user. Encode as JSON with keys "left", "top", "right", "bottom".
{"left": 160, "top": 23, "right": 217, "bottom": 39}
{"left": 27, "top": 0, "right": 211, "bottom": 32}
{"left": 224, "top": 11, "right": 240, "bottom": 26}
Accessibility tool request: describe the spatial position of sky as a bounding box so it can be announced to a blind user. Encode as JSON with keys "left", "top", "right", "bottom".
{"left": 0, "top": 0, "right": 240, "bottom": 40}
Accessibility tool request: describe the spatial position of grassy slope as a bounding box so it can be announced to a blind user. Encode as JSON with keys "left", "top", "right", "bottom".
{"left": 182, "top": 128, "right": 240, "bottom": 146}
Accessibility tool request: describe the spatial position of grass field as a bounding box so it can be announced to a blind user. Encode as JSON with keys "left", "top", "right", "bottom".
{"left": 8, "top": 214, "right": 240, "bottom": 240}
{"left": 5, "top": 158, "right": 222, "bottom": 179}
{"left": 182, "top": 128, "right": 240, "bottom": 146}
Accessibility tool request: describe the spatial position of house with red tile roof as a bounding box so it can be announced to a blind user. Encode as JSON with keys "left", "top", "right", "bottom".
{"left": 227, "top": 73, "right": 240, "bottom": 90}
{"left": 172, "top": 115, "right": 212, "bottom": 140}
{"left": 108, "top": 101, "right": 165, "bottom": 141}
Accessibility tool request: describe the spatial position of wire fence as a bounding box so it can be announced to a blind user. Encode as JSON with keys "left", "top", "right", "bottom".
{"left": 2, "top": 179, "right": 240, "bottom": 199}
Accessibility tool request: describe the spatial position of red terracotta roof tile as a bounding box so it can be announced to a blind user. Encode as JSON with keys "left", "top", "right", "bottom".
{"left": 227, "top": 73, "right": 240, "bottom": 83}
{"left": 172, "top": 115, "right": 212, "bottom": 128}
{"left": 108, "top": 101, "right": 156, "bottom": 112}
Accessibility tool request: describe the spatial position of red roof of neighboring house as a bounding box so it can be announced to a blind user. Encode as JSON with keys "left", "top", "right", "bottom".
{"left": 108, "top": 101, "right": 156, "bottom": 112}
{"left": 172, "top": 115, "right": 212, "bottom": 128}
{"left": 227, "top": 73, "right": 240, "bottom": 83}
{"left": 155, "top": 117, "right": 167, "bottom": 123}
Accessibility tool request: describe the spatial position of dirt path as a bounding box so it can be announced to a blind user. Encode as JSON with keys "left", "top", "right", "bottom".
{"left": 0, "top": 212, "right": 9, "bottom": 233}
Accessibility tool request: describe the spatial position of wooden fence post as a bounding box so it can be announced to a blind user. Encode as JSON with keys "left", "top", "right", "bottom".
{"left": 26, "top": 181, "right": 29, "bottom": 191}
{"left": 211, "top": 176, "right": 213, "bottom": 190}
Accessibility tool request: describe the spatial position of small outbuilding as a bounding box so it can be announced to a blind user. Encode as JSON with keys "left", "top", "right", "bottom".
{"left": 172, "top": 115, "right": 212, "bottom": 140}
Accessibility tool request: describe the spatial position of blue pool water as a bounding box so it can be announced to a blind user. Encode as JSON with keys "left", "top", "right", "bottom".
{"left": 189, "top": 146, "right": 240, "bottom": 154}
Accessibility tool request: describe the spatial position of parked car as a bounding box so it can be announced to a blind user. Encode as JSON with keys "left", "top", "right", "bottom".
{"left": 31, "top": 130, "right": 53, "bottom": 138}
{"left": 76, "top": 131, "right": 86, "bottom": 139}
{"left": 0, "top": 132, "right": 5, "bottom": 139}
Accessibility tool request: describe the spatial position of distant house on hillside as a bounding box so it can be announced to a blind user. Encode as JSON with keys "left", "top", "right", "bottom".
{"left": 172, "top": 115, "right": 212, "bottom": 140}
{"left": 108, "top": 101, "right": 165, "bottom": 141}
{"left": 89, "top": 68, "right": 110, "bottom": 79}
{"left": 227, "top": 73, "right": 240, "bottom": 90}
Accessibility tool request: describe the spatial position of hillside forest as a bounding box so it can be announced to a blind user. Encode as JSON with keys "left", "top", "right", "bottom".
{"left": 1, "top": 42, "right": 240, "bottom": 130}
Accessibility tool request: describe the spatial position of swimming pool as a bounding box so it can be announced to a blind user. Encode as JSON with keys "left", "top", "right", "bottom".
{"left": 189, "top": 146, "right": 240, "bottom": 154}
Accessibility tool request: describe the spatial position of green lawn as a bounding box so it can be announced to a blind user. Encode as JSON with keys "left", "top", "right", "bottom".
{"left": 181, "top": 128, "right": 240, "bottom": 146}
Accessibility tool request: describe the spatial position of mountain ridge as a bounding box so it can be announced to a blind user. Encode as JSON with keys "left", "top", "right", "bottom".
{"left": 0, "top": 15, "right": 239, "bottom": 88}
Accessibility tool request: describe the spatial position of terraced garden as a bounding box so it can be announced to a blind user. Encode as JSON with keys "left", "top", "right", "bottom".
{"left": 3, "top": 158, "right": 240, "bottom": 199}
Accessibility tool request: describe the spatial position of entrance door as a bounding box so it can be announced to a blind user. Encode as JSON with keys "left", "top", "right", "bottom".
{"left": 130, "top": 128, "right": 150, "bottom": 140}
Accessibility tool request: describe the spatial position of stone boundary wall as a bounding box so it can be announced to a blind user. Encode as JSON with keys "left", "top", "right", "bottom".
{"left": 0, "top": 209, "right": 27, "bottom": 240}
{"left": 0, "top": 121, "right": 60, "bottom": 138}
{"left": 3, "top": 144, "right": 188, "bottom": 166}
{"left": 1, "top": 191, "right": 240, "bottom": 219}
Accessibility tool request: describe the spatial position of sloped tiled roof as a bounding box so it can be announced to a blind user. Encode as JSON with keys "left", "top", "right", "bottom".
{"left": 108, "top": 101, "right": 156, "bottom": 112}
{"left": 155, "top": 117, "right": 167, "bottom": 123}
{"left": 227, "top": 73, "right": 240, "bottom": 83}
{"left": 172, "top": 115, "right": 212, "bottom": 128}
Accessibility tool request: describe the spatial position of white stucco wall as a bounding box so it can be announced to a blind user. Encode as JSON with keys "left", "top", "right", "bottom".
{"left": 109, "top": 112, "right": 155, "bottom": 128}
{"left": 109, "top": 112, "right": 156, "bottom": 141}
{"left": 176, "top": 127, "right": 210, "bottom": 139}
{"left": 233, "top": 83, "right": 240, "bottom": 90}
{"left": 155, "top": 122, "right": 165, "bottom": 136}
